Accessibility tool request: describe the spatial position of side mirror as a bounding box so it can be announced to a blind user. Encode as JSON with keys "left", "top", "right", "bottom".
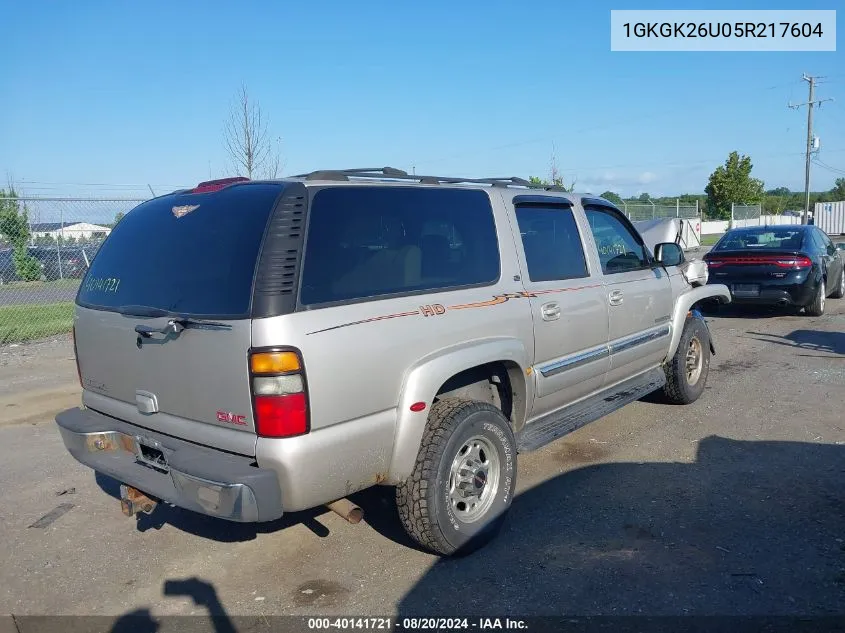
{"left": 654, "top": 242, "right": 684, "bottom": 267}
{"left": 836, "top": 242, "right": 845, "bottom": 252}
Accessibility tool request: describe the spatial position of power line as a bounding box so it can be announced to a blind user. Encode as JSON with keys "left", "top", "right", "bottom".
{"left": 812, "top": 158, "right": 845, "bottom": 176}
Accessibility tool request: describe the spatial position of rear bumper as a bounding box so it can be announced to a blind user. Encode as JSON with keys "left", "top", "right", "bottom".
{"left": 727, "top": 284, "right": 816, "bottom": 306}
{"left": 708, "top": 275, "right": 817, "bottom": 306}
{"left": 55, "top": 407, "right": 283, "bottom": 522}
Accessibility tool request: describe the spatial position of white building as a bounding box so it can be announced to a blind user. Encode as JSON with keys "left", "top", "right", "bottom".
{"left": 30, "top": 222, "right": 112, "bottom": 241}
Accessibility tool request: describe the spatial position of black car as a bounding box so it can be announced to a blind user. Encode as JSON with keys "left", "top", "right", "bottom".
{"left": 704, "top": 225, "right": 845, "bottom": 316}
{"left": 0, "top": 248, "right": 20, "bottom": 284}
{"left": 27, "top": 246, "right": 87, "bottom": 281}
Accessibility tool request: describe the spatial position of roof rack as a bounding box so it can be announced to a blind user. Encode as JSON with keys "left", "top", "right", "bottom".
{"left": 291, "top": 166, "right": 572, "bottom": 192}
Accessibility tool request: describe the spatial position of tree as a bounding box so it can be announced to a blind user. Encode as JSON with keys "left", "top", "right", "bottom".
{"left": 831, "top": 178, "right": 845, "bottom": 201}
{"left": 0, "top": 188, "right": 40, "bottom": 281}
{"left": 705, "top": 151, "right": 764, "bottom": 220}
{"left": 766, "top": 187, "right": 791, "bottom": 197}
{"left": 637, "top": 193, "right": 651, "bottom": 203}
{"left": 114, "top": 211, "right": 125, "bottom": 225}
{"left": 529, "top": 175, "right": 576, "bottom": 191}
{"left": 528, "top": 147, "right": 577, "bottom": 192}
{"left": 223, "top": 84, "right": 282, "bottom": 179}
{"left": 599, "top": 191, "right": 623, "bottom": 205}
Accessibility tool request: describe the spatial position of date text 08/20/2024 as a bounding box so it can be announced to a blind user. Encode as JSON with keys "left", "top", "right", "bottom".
{"left": 307, "top": 618, "right": 528, "bottom": 630}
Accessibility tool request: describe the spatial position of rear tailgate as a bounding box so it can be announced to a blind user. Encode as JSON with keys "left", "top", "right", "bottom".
{"left": 73, "top": 182, "right": 286, "bottom": 457}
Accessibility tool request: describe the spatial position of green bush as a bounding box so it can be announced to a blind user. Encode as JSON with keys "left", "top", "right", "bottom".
{"left": 12, "top": 248, "right": 41, "bottom": 281}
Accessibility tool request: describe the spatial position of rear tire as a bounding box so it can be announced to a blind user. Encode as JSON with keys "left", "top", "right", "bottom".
{"left": 663, "top": 318, "right": 711, "bottom": 405}
{"left": 396, "top": 398, "right": 516, "bottom": 557}
{"left": 805, "top": 278, "right": 826, "bottom": 316}
{"left": 830, "top": 268, "right": 845, "bottom": 299}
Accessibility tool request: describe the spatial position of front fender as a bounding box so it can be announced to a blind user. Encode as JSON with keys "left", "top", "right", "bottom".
{"left": 665, "top": 284, "right": 730, "bottom": 361}
{"left": 386, "top": 337, "right": 530, "bottom": 484}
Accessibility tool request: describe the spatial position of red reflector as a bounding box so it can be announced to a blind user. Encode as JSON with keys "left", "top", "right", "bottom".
{"left": 255, "top": 393, "right": 308, "bottom": 438}
{"left": 191, "top": 177, "right": 249, "bottom": 194}
{"left": 410, "top": 402, "right": 427, "bottom": 412}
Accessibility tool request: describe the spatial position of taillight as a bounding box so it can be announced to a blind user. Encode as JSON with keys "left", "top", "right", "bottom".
{"left": 777, "top": 256, "right": 812, "bottom": 269}
{"left": 706, "top": 255, "right": 812, "bottom": 269}
{"left": 249, "top": 349, "right": 309, "bottom": 438}
{"left": 72, "top": 325, "right": 82, "bottom": 387}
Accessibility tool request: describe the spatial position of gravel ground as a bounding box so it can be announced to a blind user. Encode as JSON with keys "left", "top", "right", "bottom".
{"left": 0, "top": 298, "right": 843, "bottom": 625}
{"left": 0, "top": 334, "right": 77, "bottom": 398}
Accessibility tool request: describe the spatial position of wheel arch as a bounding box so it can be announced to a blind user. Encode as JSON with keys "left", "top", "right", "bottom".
{"left": 386, "top": 337, "right": 531, "bottom": 484}
{"left": 667, "top": 284, "right": 730, "bottom": 361}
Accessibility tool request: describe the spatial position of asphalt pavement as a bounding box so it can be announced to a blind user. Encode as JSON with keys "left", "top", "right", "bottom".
{"left": 0, "top": 283, "right": 79, "bottom": 306}
{"left": 0, "top": 298, "right": 843, "bottom": 623}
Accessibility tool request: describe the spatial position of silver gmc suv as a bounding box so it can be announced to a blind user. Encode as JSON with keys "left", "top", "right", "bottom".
{"left": 56, "top": 168, "right": 731, "bottom": 556}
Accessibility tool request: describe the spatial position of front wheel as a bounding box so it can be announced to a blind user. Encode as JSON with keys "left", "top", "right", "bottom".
{"left": 662, "top": 318, "right": 711, "bottom": 405}
{"left": 396, "top": 398, "right": 517, "bottom": 556}
{"left": 805, "top": 278, "right": 826, "bottom": 316}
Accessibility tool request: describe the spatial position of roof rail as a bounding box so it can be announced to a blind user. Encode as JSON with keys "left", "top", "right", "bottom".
{"left": 295, "top": 167, "right": 410, "bottom": 181}
{"left": 293, "top": 167, "right": 572, "bottom": 191}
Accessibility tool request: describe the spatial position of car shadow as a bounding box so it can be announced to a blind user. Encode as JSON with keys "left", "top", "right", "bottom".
{"left": 396, "top": 436, "right": 845, "bottom": 618}
{"left": 745, "top": 329, "right": 845, "bottom": 356}
{"left": 95, "top": 472, "right": 331, "bottom": 542}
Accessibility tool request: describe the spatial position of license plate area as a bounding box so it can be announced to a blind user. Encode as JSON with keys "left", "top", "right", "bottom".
{"left": 732, "top": 284, "right": 760, "bottom": 297}
{"left": 134, "top": 436, "right": 169, "bottom": 472}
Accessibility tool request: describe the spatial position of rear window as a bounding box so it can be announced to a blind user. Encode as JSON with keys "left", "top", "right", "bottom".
{"left": 299, "top": 186, "right": 500, "bottom": 305}
{"left": 714, "top": 228, "right": 806, "bottom": 251}
{"left": 76, "top": 183, "right": 284, "bottom": 318}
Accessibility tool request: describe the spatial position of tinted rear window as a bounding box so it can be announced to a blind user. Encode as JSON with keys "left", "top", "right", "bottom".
{"left": 714, "top": 228, "right": 806, "bottom": 251}
{"left": 76, "top": 183, "right": 283, "bottom": 318}
{"left": 299, "top": 187, "right": 500, "bottom": 305}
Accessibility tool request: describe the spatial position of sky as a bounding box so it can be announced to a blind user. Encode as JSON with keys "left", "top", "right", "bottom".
{"left": 1, "top": 0, "right": 843, "bottom": 200}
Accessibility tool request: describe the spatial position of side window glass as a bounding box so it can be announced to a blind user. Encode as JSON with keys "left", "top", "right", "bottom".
{"left": 819, "top": 230, "right": 836, "bottom": 256}
{"left": 514, "top": 206, "right": 589, "bottom": 282}
{"left": 299, "top": 187, "right": 500, "bottom": 305}
{"left": 584, "top": 207, "right": 650, "bottom": 274}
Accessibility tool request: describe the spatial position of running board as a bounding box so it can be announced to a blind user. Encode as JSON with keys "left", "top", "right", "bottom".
{"left": 517, "top": 367, "right": 666, "bottom": 452}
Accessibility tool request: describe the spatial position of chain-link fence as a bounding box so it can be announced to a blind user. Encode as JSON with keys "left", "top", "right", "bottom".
{"left": 620, "top": 201, "right": 700, "bottom": 221}
{"left": 0, "top": 193, "right": 772, "bottom": 345}
{"left": 730, "top": 203, "right": 763, "bottom": 227}
{"left": 1, "top": 196, "right": 146, "bottom": 344}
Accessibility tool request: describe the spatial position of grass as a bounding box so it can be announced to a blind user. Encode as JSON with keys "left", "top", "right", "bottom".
{"left": 0, "top": 302, "right": 74, "bottom": 345}
{"left": 700, "top": 233, "right": 724, "bottom": 246}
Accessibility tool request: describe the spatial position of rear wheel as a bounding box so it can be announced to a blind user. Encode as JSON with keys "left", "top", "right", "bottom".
{"left": 805, "top": 278, "right": 826, "bottom": 316}
{"left": 830, "top": 268, "right": 845, "bottom": 299}
{"left": 663, "top": 318, "right": 711, "bottom": 405}
{"left": 396, "top": 398, "right": 516, "bottom": 557}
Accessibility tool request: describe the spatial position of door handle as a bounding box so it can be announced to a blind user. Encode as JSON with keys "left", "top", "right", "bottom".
{"left": 608, "top": 290, "right": 624, "bottom": 306}
{"left": 541, "top": 302, "right": 561, "bottom": 321}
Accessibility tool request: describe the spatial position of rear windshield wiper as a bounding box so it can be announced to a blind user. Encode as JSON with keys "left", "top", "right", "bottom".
{"left": 117, "top": 305, "right": 171, "bottom": 317}
{"left": 134, "top": 317, "right": 233, "bottom": 339}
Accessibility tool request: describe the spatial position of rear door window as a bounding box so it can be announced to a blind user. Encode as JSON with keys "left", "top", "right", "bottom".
{"left": 76, "top": 183, "right": 284, "bottom": 318}
{"left": 514, "top": 205, "right": 589, "bottom": 281}
{"left": 299, "top": 187, "right": 500, "bottom": 305}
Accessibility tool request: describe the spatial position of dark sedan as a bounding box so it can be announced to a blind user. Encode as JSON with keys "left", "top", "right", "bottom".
{"left": 704, "top": 225, "right": 845, "bottom": 316}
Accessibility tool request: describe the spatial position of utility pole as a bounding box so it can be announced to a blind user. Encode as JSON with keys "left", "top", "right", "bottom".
{"left": 789, "top": 74, "right": 834, "bottom": 224}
